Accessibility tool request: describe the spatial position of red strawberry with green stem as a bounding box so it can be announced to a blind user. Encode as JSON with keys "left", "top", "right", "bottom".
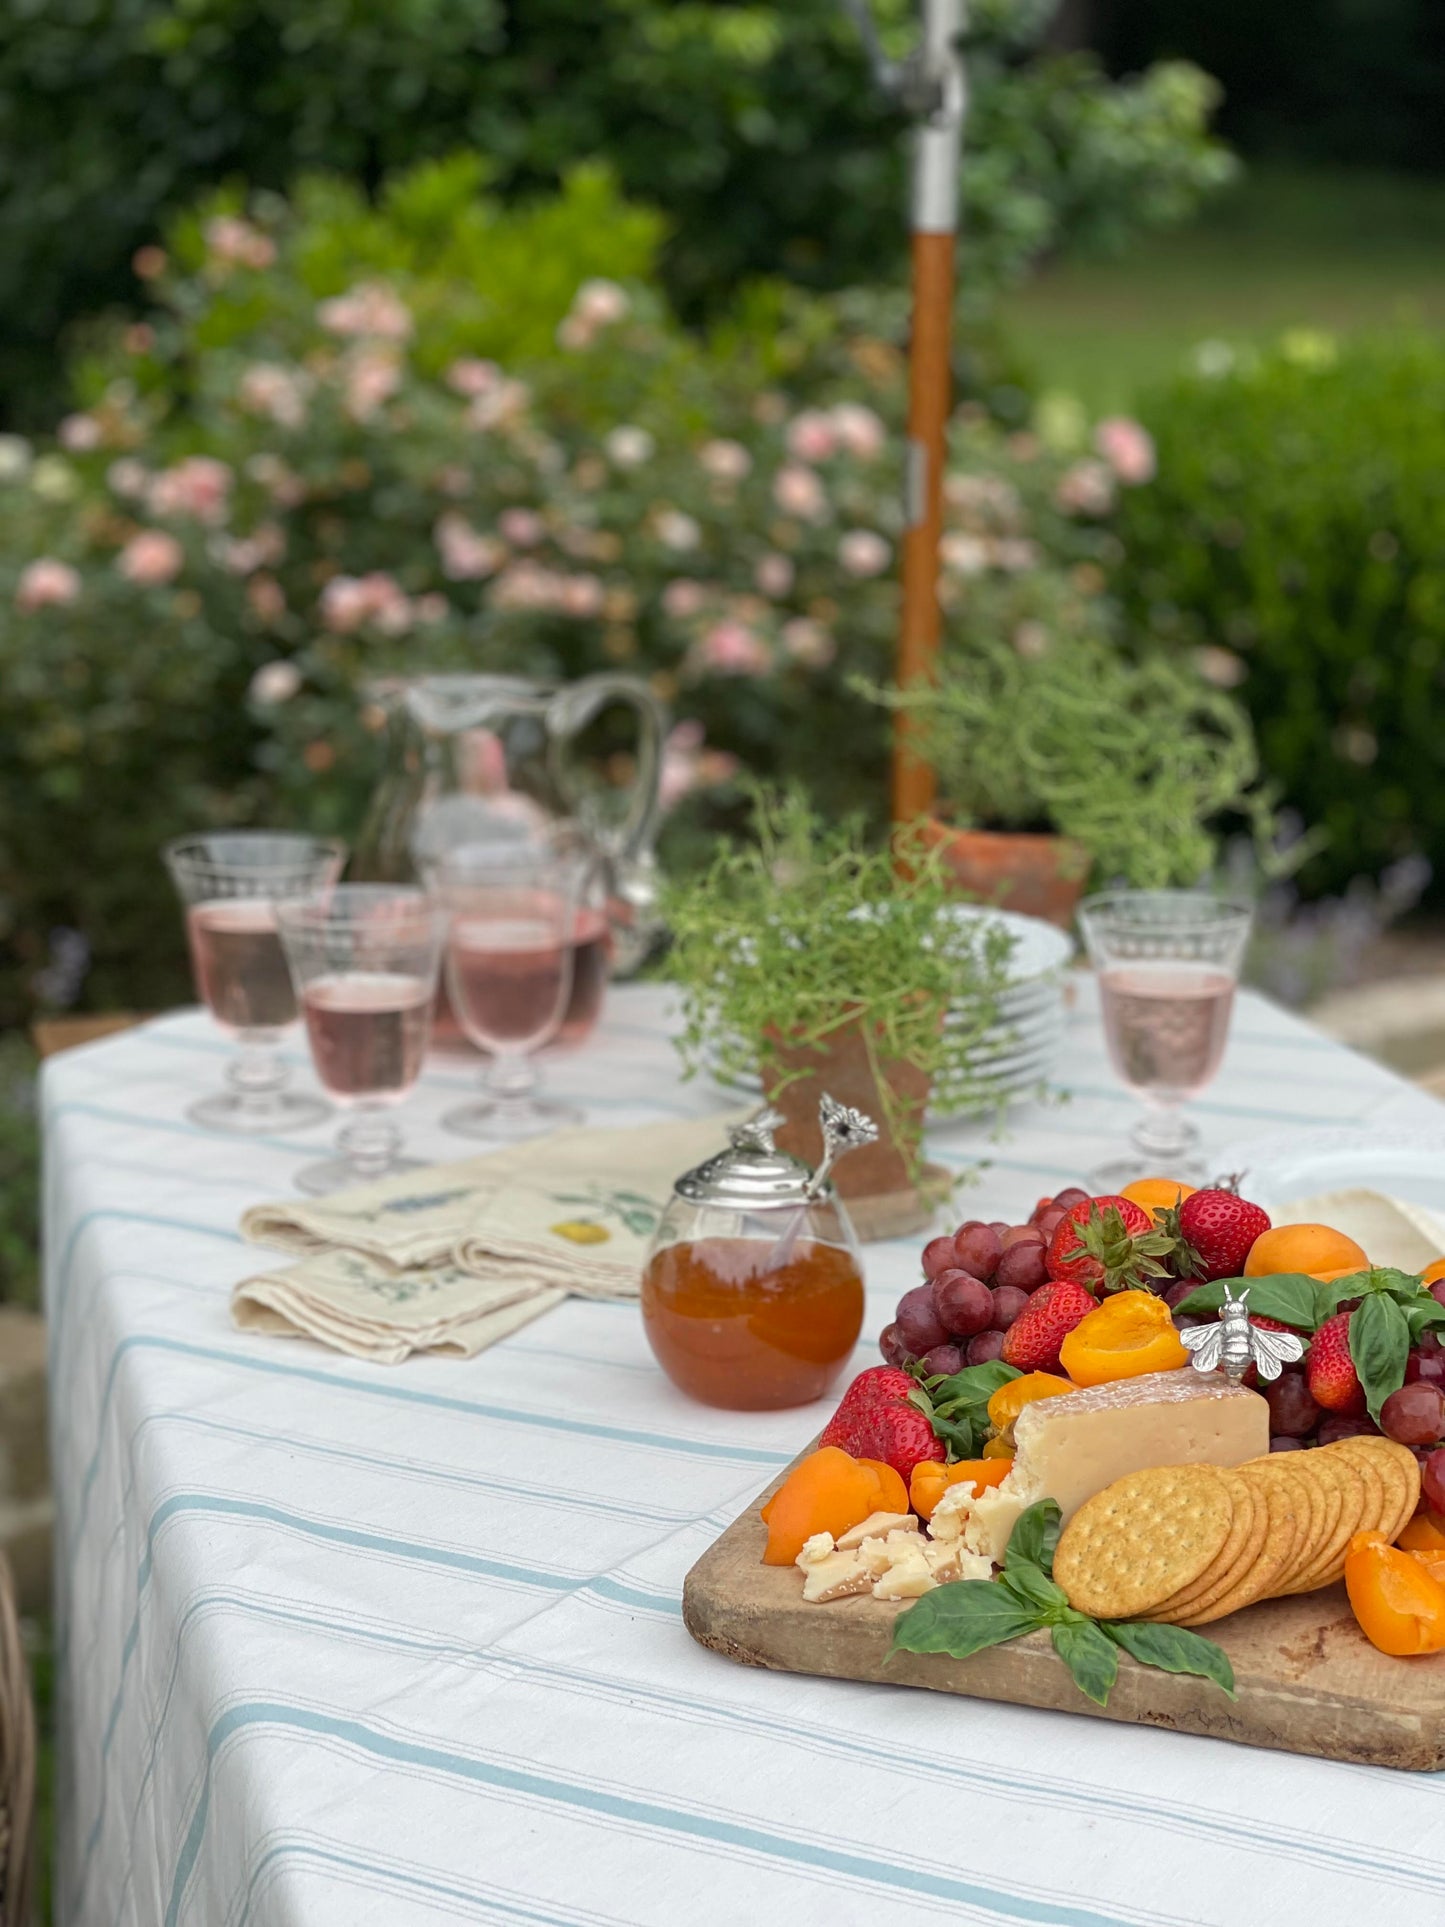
{"left": 1046, "top": 1196, "right": 1174, "bottom": 1294}
{"left": 1000, "top": 1280, "right": 1097, "bottom": 1373}
{"left": 819, "top": 1369, "right": 946, "bottom": 1480}
{"left": 1306, "top": 1310, "right": 1367, "bottom": 1416}
{"left": 1167, "top": 1184, "right": 1271, "bottom": 1283}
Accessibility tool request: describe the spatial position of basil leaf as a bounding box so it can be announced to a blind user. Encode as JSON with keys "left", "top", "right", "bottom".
{"left": 926, "top": 1360, "right": 1020, "bottom": 1414}
{"left": 915, "top": 1359, "right": 1021, "bottom": 1460}
{"left": 889, "top": 1580, "right": 1041, "bottom": 1660}
{"left": 1005, "top": 1499, "right": 1063, "bottom": 1579}
{"left": 1172, "top": 1280, "right": 1226, "bottom": 1316}
{"left": 911, "top": 1399, "right": 981, "bottom": 1460}
{"left": 1051, "top": 1617, "right": 1119, "bottom": 1707}
{"left": 1405, "top": 1300, "right": 1445, "bottom": 1343}
{"left": 1175, "top": 1275, "right": 1320, "bottom": 1328}
{"left": 1362, "top": 1266, "right": 1433, "bottom": 1303}
{"left": 1312, "top": 1272, "right": 1373, "bottom": 1323}
{"left": 1000, "top": 1562, "right": 1069, "bottom": 1616}
{"left": 1104, "top": 1620, "right": 1237, "bottom": 1698}
{"left": 1348, "top": 1290, "right": 1411, "bottom": 1423}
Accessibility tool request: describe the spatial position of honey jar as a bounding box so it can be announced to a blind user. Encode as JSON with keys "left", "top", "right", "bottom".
{"left": 641, "top": 1097, "right": 873, "bottom": 1410}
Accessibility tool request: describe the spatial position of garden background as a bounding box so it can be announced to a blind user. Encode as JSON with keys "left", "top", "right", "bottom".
{"left": 2, "top": 0, "right": 1445, "bottom": 1323}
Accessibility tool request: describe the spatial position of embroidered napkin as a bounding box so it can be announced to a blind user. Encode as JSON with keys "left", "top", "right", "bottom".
{"left": 233, "top": 1110, "right": 747, "bottom": 1362}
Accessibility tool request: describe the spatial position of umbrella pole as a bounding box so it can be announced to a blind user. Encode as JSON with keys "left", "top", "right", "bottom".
{"left": 890, "top": 0, "right": 967, "bottom": 826}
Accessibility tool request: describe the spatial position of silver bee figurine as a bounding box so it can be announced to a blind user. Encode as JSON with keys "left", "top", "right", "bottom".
{"left": 1181, "top": 1280, "right": 1306, "bottom": 1385}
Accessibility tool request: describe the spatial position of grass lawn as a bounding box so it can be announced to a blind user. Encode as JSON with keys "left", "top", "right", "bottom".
{"left": 998, "top": 166, "right": 1445, "bottom": 412}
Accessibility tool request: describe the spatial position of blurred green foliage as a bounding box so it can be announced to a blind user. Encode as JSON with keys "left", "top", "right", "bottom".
{"left": 0, "top": 1031, "right": 38, "bottom": 1311}
{"left": 1116, "top": 334, "right": 1445, "bottom": 897}
{"left": 0, "top": 0, "right": 1234, "bottom": 422}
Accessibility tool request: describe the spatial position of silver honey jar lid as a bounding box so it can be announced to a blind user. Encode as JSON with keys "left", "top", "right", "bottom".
{"left": 673, "top": 1095, "right": 878, "bottom": 1210}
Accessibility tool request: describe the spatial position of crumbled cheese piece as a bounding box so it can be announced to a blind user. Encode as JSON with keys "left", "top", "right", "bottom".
{"left": 926, "top": 1480, "right": 979, "bottom": 1543}
{"left": 923, "top": 1540, "right": 992, "bottom": 1584}
{"left": 836, "top": 1510, "right": 916, "bottom": 1549}
{"left": 872, "top": 1550, "right": 938, "bottom": 1600}
{"left": 854, "top": 1536, "right": 896, "bottom": 1577}
{"left": 796, "top": 1532, "right": 836, "bottom": 1567}
{"left": 799, "top": 1548, "right": 873, "bottom": 1603}
{"left": 963, "top": 1468, "right": 1041, "bottom": 1563}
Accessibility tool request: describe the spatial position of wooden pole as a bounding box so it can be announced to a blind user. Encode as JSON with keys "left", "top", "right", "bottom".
{"left": 889, "top": 0, "right": 966, "bottom": 827}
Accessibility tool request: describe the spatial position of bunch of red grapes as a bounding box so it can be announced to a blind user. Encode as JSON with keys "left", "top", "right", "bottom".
{"left": 878, "top": 1187, "right": 1092, "bottom": 1378}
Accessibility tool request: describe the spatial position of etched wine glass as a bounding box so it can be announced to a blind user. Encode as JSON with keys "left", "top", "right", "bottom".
{"left": 432, "top": 844, "right": 585, "bottom": 1140}
{"left": 164, "top": 832, "right": 346, "bottom": 1132}
{"left": 1079, "top": 889, "right": 1254, "bottom": 1189}
{"left": 277, "top": 886, "right": 449, "bottom": 1193}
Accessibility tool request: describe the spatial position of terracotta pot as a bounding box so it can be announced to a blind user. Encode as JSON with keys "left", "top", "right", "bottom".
{"left": 761, "top": 1010, "right": 931, "bottom": 1205}
{"left": 919, "top": 815, "right": 1089, "bottom": 929}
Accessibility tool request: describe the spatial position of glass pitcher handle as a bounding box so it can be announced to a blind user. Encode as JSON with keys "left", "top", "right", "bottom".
{"left": 546, "top": 674, "right": 667, "bottom": 863}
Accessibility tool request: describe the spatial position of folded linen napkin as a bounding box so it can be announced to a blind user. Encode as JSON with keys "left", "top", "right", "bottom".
{"left": 233, "top": 1110, "right": 747, "bottom": 1361}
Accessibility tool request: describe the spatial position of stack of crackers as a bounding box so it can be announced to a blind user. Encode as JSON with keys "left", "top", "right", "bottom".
{"left": 1054, "top": 1439, "right": 1422, "bottom": 1628}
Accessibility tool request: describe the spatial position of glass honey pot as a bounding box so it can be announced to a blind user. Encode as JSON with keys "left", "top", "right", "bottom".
{"left": 640, "top": 1097, "right": 874, "bottom": 1410}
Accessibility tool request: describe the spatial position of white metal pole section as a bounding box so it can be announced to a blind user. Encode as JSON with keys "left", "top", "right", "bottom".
{"left": 892, "top": 0, "right": 966, "bottom": 825}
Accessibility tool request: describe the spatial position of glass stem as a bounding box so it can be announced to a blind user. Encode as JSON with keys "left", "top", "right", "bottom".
{"left": 484, "top": 1050, "right": 536, "bottom": 1111}
{"left": 338, "top": 1107, "right": 402, "bottom": 1182}
{"left": 1130, "top": 1095, "right": 1199, "bottom": 1163}
{"left": 228, "top": 1036, "right": 289, "bottom": 1119}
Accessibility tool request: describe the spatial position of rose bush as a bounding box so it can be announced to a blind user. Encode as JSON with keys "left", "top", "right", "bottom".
{"left": 0, "top": 160, "right": 1162, "bottom": 1023}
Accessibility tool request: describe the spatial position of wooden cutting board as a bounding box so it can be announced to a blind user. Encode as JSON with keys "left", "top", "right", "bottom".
{"left": 683, "top": 1461, "right": 1445, "bottom": 1771}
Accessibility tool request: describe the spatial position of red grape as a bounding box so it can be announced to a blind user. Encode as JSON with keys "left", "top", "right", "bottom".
{"left": 1418, "top": 1329, "right": 1444, "bottom": 1355}
{"left": 1423, "top": 1448, "right": 1445, "bottom": 1514}
{"left": 1266, "top": 1374, "right": 1321, "bottom": 1438}
{"left": 990, "top": 1285, "right": 1031, "bottom": 1330}
{"left": 951, "top": 1223, "right": 1002, "bottom": 1282}
{"left": 920, "top": 1343, "right": 964, "bottom": 1379}
{"left": 1000, "top": 1225, "right": 1043, "bottom": 1249}
{"left": 1053, "top": 1187, "right": 1091, "bottom": 1211}
{"left": 1269, "top": 1436, "right": 1306, "bottom": 1452}
{"left": 1317, "top": 1415, "right": 1379, "bottom": 1446}
{"left": 895, "top": 1284, "right": 948, "bottom": 1355}
{"left": 1431, "top": 1282, "right": 1445, "bottom": 1310}
{"left": 1380, "top": 1382, "right": 1445, "bottom": 1447}
{"left": 921, "top": 1234, "right": 958, "bottom": 1281}
{"left": 994, "top": 1242, "right": 1048, "bottom": 1292}
{"left": 1034, "top": 1207, "right": 1065, "bottom": 1239}
{"left": 987, "top": 1220, "right": 1010, "bottom": 1237}
{"left": 878, "top": 1322, "right": 911, "bottom": 1367}
{"left": 1405, "top": 1350, "right": 1445, "bottom": 1388}
{"left": 965, "top": 1330, "right": 1007, "bottom": 1366}
{"left": 1163, "top": 1281, "right": 1197, "bottom": 1310}
{"left": 931, "top": 1270, "right": 994, "bottom": 1339}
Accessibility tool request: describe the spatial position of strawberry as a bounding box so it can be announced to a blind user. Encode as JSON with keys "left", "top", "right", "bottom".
{"left": 1045, "top": 1195, "right": 1173, "bottom": 1294}
{"left": 1169, "top": 1186, "right": 1271, "bottom": 1283}
{"left": 1000, "top": 1280, "right": 1098, "bottom": 1373}
{"left": 829, "top": 1366, "right": 917, "bottom": 1416}
{"left": 820, "top": 1395, "right": 944, "bottom": 1479}
{"left": 1306, "top": 1310, "right": 1366, "bottom": 1415}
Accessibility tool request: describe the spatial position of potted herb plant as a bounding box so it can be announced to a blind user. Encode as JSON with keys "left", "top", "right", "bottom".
{"left": 871, "top": 626, "right": 1275, "bottom": 924}
{"left": 663, "top": 790, "right": 1014, "bottom": 1237}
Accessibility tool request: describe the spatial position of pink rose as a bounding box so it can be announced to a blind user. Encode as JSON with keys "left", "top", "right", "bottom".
{"left": 435, "top": 513, "right": 507, "bottom": 582}
{"left": 605, "top": 425, "right": 655, "bottom": 469}
{"left": 699, "top": 438, "right": 752, "bottom": 482}
{"left": 662, "top": 578, "right": 707, "bottom": 620}
{"left": 106, "top": 458, "right": 149, "bottom": 500}
{"left": 838, "top": 529, "right": 890, "bottom": 578}
{"left": 414, "top": 592, "right": 449, "bottom": 625}
{"left": 117, "top": 530, "right": 183, "bottom": 587}
{"left": 16, "top": 558, "right": 80, "bottom": 611}
{"left": 772, "top": 464, "right": 827, "bottom": 522}
{"left": 465, "top": 379, "right": 530, "bottom": 432}
{"left": 693, "top": 620, "right": 772, "bottom": 677}
{"left": 239, "top": 363, "right": 309, "bottom": 428}
{"left": 319, "top": 572, "right": 412, "bottom": 635}
{"left": 317, "top": 283, "right": 413, "bottom": 341}
{"left": 753, "top": 552, "right": 795, "bottom": 597}
{"left": 781, "top": 617, "right": 835, "bottom": 669}
{"left": 205, "top": 216, "right": 275, "bottom": 271}
{"left": 132, "top": 245, "right": 167, "bottom": 281}
{"left": 147, "top": 456, "right": 233, "bottom": 525}
{"left": 248, "top": 660, "right": 301, "bottom": 704}
{"left": 830, "top": 402, "right": 887, "bottom": 461}
{"left": 446, "top": 358, "right": 502, "bottom": 398}
{"left": 786, "top": 410, "right": 839, "bottom": 463}
{"left": 246, "top": 575, "right": 286, "bottom": 623}
{"left": 498, "top": 507, "right": 545, "bottom": 547}
{"left": 1094, "top": 416, "right": 1157, "bottom": 486}
{"left": 575, "top": 279, "right": 630, "bottom": 327}
{"left": 343, "top": 345, "right": 403, "bottom": 421}
{"left": 1054, "top": 460, "right": 1116, "bottom": 518}
{"left": 58, "top": 414, "right": 102, "bottom": 452}
{"left": 655, "top": 510, "right": 701, "bottom": 552}
{"left": 559, "top": 573, "right": 605, "bottom": 619}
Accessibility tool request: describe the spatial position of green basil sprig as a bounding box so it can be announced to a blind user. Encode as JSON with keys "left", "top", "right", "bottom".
{"left": 890, "top": 1500, "right": 1236, "bottom": 1708}
{"left": 909, "top": 1358, "right": 1021, "bottom": 1459}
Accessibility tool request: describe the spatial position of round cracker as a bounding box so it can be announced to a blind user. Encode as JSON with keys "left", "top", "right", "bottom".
{"left": 1253, "top": 1451, "right": 1325, "bottom": 1591}
{"left": 1285, "top": 1445, "right": 1370, "bottom": 1594}
{"left": 1055, "top": 1465, "right": 1233, "bottom": 1619}
{"left": 1346, "top": 1437, "right": 1421, "bottom": 1541}
{"left": 1146, "top": 1472, "right": 1262, "bottom": 1621}
{"left": 1276, "top": 1448, "right": 1348, "bottom": 1594}
{"left": 1178, "top": 1466, "right": 1303, "bottom": 1626}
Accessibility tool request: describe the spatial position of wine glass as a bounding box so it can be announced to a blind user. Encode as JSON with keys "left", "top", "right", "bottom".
{"left": 164, "top": 831, "right": 347, "bottom": 1132}
{"left": 432, "top": 844, "right": 585, "bottom": 1140}
{"left": 1078, "top": 889, "right": 1254, "bottom": 1189}
{"left": 277, "top": 886, "right": 449, "bottom": 1194}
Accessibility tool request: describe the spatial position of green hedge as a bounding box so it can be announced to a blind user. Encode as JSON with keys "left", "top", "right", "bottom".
{"left": 1116, "top": 334, "right": 1445, "bottom": 895}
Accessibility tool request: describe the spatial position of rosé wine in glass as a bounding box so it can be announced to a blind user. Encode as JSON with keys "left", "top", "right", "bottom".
{"left": 302, "top": 972, "right": 433, "bottom": 1101}
{"left": 277, "top": 888, "right": 447, "bottom": 1194}
{"left": 447, "top": 914, "right": 570, "bottom": 1050}
{"left": 430, "top": 900, "right": 613, "bottom": 1052}
{"left": 1078, "top": 890, "right": 1253, "bottom": 1188}
{"left": 186, "top": 900, "right": 296, "bottom": 1034}
{"left": 164, "top": 832, "right": 346, "bottom": 1134}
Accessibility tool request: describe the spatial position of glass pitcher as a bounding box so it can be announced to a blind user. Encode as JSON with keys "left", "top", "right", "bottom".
{"left": 354, "top": 673, "right": 666, "bottom": 990}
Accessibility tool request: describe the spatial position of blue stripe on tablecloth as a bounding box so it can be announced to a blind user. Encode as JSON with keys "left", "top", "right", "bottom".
{"left": 164, "top": 1701, "right": 1150, "bottom": 1927}
{"left": 235, "top": 1840, "right": 615, "bottom": 1927}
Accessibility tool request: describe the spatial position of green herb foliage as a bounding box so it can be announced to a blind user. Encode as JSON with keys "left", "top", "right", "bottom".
{"left": 664, "top": 789, "right": 1016, "bottom": 1162}
{"left": 891, "top": 1500, "right": 1237, "bottom": 1709}
{"left": 911, "top": 1359, "right": 1021, "bottom": 1460}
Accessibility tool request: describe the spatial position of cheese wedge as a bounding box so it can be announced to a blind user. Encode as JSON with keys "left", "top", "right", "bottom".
{"left": 965, "top": 1369, "right": 1269, "bottom": 1563}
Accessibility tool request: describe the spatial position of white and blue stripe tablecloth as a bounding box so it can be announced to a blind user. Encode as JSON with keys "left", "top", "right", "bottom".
{"left": 44, "top": 980, "right": 1445, "bottom": 1927}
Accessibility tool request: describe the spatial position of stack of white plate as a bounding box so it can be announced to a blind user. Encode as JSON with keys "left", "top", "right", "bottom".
{"left": 936, "top": 905, "right": 1074, "bottom": 1116}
